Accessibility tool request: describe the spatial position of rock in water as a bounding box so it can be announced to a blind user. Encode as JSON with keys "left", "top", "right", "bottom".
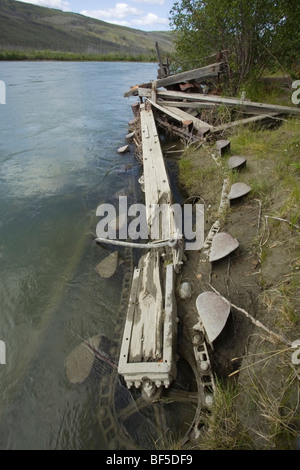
{"left": 65, "top": 335, "right": 117, "bottom": 384}
{"left": 117, "top": 145, "right": 130, "bottom": 154}
{"left": 195, "top": 292, "right": 231, "bottom": 343}
{"left": 65, "top": 335, "right": 102, "bottom": 384}
{"left": 126, "top": 131, "right": 135, "bottom": 141}
{"left": 95, "top": 251, "right": 118, "bottom": 278}
{"left": 209, "top": 232, "right": 239, "bottom": 262}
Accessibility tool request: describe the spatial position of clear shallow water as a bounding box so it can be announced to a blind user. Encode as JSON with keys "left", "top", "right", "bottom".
{"left": 0, "top": 61, "right": 158, "bottom": 449}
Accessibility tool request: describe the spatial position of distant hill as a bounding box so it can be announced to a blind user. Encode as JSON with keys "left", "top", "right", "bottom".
{"left": 0, "top": 0, "right": 175, "bottom": 58}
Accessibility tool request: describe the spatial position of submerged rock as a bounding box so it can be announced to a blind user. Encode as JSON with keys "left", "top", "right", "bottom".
{"left": 65, "top": 334, "right": 102, "bottom": 384}
{"left": 95, "top": 251, "right": 119, "bottom": 278}
{"left": 117, "top": 145, "right": 130, "bottom": 154}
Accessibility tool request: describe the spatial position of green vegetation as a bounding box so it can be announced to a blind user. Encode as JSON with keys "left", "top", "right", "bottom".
{"left": 0, "top": 49, "right": 157, "bottom": 62}
{"left": 230, "top": 118, "right": 300, "bottom": 223}
{"left": 176, "top": 116, "right": 300, "bottom": 450}
{"left": 195, "top": 379, "right": 250, "bottom": 450}
{"left": 170, "top": 0, "right": 300, "bottom": 93}
{"left": 179, "top": 117, "right": 300, "bottom": 225}
{"left": 0, "top": 0, "right": 174, "bottom": 60}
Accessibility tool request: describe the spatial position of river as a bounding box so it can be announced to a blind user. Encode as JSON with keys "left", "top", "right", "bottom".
{"left": 0, "top": 61, "right": 161, "bottom": 450}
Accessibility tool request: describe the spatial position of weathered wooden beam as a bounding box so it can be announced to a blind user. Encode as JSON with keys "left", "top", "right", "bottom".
{"left": 151, "top": 81, "right": 157, "bottom": 102}
{"left": 157, "top": 90, "right": 300, "bottom": 116}
{"left": 138, "top": 87, "right": 152, "bottom": 98}
{"left": 155, "top": 62, "right": 225, "bottom": 88}
{"left": 124, "top": 83, "right": 151, "bottom": 98}
{"left": 125, "top": 62, "right": 225, "bottom": 97}
{"left": 156, "top": 42, "right": 169, "bottom": 79}
{"left": 140, "top": 103, "right": 173, "bottom": 238}
{"left": 146, "top": 98, "right": 185, "bottom": 126}
{"left": 129, "top": 251, "right": 163, "bottom": 362}
{"left": 212, "top": 112, "right": 281, "bottom": 133}
{"left": 163, "top": 105, "right": 214, "bottom": 130}
{"left": 157, "top": 99, "right": 216, "bottom": 109}
{"left": 117, "top": 261, "right": 177, "bottom": 390}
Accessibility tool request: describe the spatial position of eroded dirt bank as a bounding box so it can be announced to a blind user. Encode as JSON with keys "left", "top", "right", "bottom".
{"left": 175, "top": 118, "right": 300, "bottom": 450}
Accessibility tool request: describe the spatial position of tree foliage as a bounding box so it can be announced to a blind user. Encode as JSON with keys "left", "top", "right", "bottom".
{"left": 170, "top": 0, "right": 300, "bottom": 92}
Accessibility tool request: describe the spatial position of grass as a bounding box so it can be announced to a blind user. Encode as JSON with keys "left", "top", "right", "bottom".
{"left": 185, "top": 344, "right": 300, "bottom": 450}
{"left": 176, "top": 114, "right": 300, "bottom": 450}
{"left": 236, "top": 343, "right": 300, "bottom": 449}
{"left": 178, "top": 145, "right": 224, "bottom": 199}
{"left": 242, "top": 75, "right": 293, "bottom": 106}
{"left": 260, "top": 273, "right": 299, "bottom": 333}
{"left": 194, "top": 379, "right": 250, "bottom": 450}
{"left": 229, "top": 118, "right": 300, "bottom": 222}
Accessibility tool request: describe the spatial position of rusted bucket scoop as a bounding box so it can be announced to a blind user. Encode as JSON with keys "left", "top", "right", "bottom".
{"left": 228, "top": 182, "right": 251, "bottom": 201}
{"left": 194, "top": 292, "right": 231, "bottom": 345}
{"left": 209, "top": 232, "right": 239, "bottom": 262}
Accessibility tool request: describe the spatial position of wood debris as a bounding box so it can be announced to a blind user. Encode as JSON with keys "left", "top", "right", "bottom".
{"left": 124, "top": 58, "right": 300, "bottom": 145}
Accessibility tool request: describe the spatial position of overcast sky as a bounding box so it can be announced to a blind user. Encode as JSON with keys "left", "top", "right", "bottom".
{"left": 17, "top": 0, "right": 176, "bottom": 31}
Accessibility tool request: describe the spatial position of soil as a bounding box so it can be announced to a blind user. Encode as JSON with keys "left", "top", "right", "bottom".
{"left": 173, "top": 128, "right": 300, "bottom": 449}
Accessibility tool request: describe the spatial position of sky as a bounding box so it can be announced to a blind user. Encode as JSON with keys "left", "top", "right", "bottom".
{"left": 17, "top": 0, "right": 177, "bottom": 31}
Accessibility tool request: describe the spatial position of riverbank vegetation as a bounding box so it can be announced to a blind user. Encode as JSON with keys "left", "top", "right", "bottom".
{"left": 0, "top": 49, "right": 157, "bottom": 62}
{"left": 169, "top": 0, "right": 299, "bottom": 94}
{"left": 168, "top": 0, "right": 299, "bottom": 450}
{"left": 176, "top": 101, "right": 300, "bottom": 451}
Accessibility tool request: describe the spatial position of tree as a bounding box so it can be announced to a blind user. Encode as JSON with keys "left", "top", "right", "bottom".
{"left": 169, "top": 0, "right": 299, "bottom": 92}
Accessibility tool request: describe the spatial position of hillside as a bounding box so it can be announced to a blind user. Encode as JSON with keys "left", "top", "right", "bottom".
{"left": 0, "top": 0, "right": 174, "bottom": 58}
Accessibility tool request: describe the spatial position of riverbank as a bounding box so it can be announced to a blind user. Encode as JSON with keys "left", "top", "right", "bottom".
{"left": 176, "top": 116, "right": 300, "bottom": 450}
{"left": 119, "top": 66, "right": 300, "bottom": 449}
{"left": 0, "top": 49, "right": 157, "bottom": 62}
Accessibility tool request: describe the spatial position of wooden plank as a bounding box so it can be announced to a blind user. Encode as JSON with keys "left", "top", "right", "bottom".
{"left": 155, "top": 62, "right": 225, "bottom": 88}
{"left": 146, "top": 98, "right": 185, "bottom": 125}
{"left": 118, "top": 262, "right": 177, "bottom": 388}
{"left": 163, "top": 264, "right": 177, "bottom": 365}
{"left": 126, "top": 62, "right": 225, "bottom": 97}
{"left": 118, "top": 267, "right": 142, "bottom": 368}
{"left": 129, "top": 251, "right": 163, "bottom": 362}
{"left": 138, "top": 87, "right": 152, "bottom": 98}
{"left": 157, "top": 99, "right": 216, "bottom": 109}
{"left": 140, "top": 103, "right": 173, "bottom": 239}
{"left": 157, "top": 90, "right": 300, "bottom": 116}
{"left": 124, "top": 83, "right": 151, "bottom": 98}
{"left": 212, "top": 113, "right": 281, "bottom": 132}
{"left": 151, "top": 81, "right": 157, "bottom": 102}
{"left": 163, "top": 105, "right": 214, "bottom": 130}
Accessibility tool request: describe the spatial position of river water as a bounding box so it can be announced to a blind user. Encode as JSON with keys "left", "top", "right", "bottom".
{"left": 0, "top": 61, "right": 162, "bottom": 450}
